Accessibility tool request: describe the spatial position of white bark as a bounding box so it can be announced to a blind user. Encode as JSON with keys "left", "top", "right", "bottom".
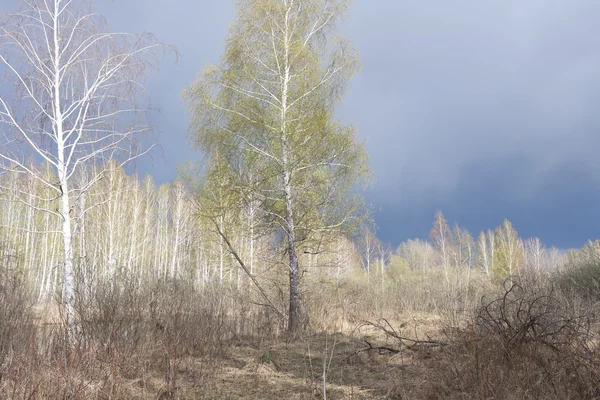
{"left": 188, "top": 0, "right": 360, "bottom": 335}
{"left": 524, "top": 237, "right": 545, "bottom": 275}
{"left": 0, "top": 0, "right": 166, "bottom": 338}
{"left": 170, "top": 182, "right": 185, "bottom": 278}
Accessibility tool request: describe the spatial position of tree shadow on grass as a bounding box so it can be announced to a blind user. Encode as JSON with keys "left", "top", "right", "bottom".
{"left": 214, "top": 333, "right": 415, "bottom": 399}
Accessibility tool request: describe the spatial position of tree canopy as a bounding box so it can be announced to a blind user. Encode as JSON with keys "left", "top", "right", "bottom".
{"left": 184, "top": 0, "right": 370, "bottom": 335}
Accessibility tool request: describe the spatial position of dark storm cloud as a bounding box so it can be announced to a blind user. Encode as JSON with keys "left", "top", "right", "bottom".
{"left": 336, "top": 0, "right": 600, "bottom": 248}
{"left": 97, "top": 0, "right": 235, "bottom": 182}
{"left": 1, "top": 0, "right": 598, "bottom": 248}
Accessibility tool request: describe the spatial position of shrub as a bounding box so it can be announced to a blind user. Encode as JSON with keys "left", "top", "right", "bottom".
{"left": 420, "top": 277, "right": 600, "bottom": 399}
{"left": 555, "top": 262, "right": 600, "bottom": 302}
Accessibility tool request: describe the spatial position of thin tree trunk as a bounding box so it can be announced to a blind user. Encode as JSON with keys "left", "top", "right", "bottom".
{"left": 53, "top": 6, "right": 76, "bottom": 337}
{"left": 284, "top": 169, "right": 302, "bottom": 335}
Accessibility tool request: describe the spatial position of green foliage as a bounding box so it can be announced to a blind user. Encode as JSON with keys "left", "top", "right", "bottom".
{"left": 258, "top": 350, "right": 276, "bottom": 364}
{"left": 184, "top": 0, "right": 370, "bottom": 244}
{"left": 386, "top": 254, "right": 410, "bottom": 281}
{"left": 492, "top": 219, "right": 524, "bottom": 277}
{"left": 555, "top": 262, "right": 600, "bottom": 301}
{"left": 567, "top": 240, "right": 600, "bottom": 267}
{"left": 184, "top": 0, "right": 370, "bottom": 333}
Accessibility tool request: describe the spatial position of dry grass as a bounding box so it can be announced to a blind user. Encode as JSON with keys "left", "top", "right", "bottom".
{"left": 203, "top": 333, "right": 408, "bottom": 399}
{"left": 2, "top": 263, "right": 600, "bottom": 399}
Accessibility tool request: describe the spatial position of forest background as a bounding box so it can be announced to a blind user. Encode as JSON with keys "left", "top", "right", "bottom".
{"left": 0, "top": 1, "right": 599, "bottom": 399}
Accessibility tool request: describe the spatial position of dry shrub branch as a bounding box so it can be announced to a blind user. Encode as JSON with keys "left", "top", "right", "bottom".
{"left": 412, "top": 277, "right": 600, "bottom": 399}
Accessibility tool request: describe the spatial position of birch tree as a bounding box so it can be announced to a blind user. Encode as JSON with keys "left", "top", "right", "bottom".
{"left": 359, "top": 227, "right": 378, "bottom": 283}
{"left": 397, "top": 239, "right": 435, "bottom": 272}
{"left": 430, "top": 211, "right": 451, "bottom": 286}
{"left": 377, "top": 242, "right": 391, "bottom": 292}
{"left": 493, "top": 219, "right": 524, "bottom": 277}
{"left": 185, "top": 0, "right": 369, "bottom": 335}
{"left": 524, "top": 237, "right": 545, "bottom": 275}
{"left": 0, "top": 0, "right": 166, "bottom": 336}
{"left": 477, "top": 231, "right": 491, "bottom": 276}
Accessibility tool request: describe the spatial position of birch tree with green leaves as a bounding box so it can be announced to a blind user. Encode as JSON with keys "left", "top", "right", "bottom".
{"left": 493, "top": 219, "right": 524, "bottom": 277}
{"left": 185, "top": 0, "right": 370, "bottom": 335}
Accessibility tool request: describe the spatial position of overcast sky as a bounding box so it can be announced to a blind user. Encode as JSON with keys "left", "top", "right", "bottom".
{"left": 2, "top": 0, "right": 600, "bottom": 249}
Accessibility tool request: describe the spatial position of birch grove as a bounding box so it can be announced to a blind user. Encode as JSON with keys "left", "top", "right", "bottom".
{"left": 0, "top": 0, "right": 578, "bottom": 350}
{"left": 0, "top": 0, "right": 168, "bottom": 334}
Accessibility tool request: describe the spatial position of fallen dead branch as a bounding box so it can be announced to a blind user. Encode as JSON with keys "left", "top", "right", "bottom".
{"left": 348, "top": 318, "right": 448, "bottom": 360}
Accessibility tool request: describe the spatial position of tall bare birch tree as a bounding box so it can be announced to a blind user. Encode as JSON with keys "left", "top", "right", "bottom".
{"left": 186, "top": 0, "right": 369, "bottom": 335}
{"left": 0, "top": 0, "right": 166, "bottom": 335}
{"left": 431, "top": 211, "right": 451, "bottom": 286}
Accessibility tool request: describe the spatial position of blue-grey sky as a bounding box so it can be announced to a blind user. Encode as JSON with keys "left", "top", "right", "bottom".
{"left": 2, "top": 1, "right": 600, "bottom": 249}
